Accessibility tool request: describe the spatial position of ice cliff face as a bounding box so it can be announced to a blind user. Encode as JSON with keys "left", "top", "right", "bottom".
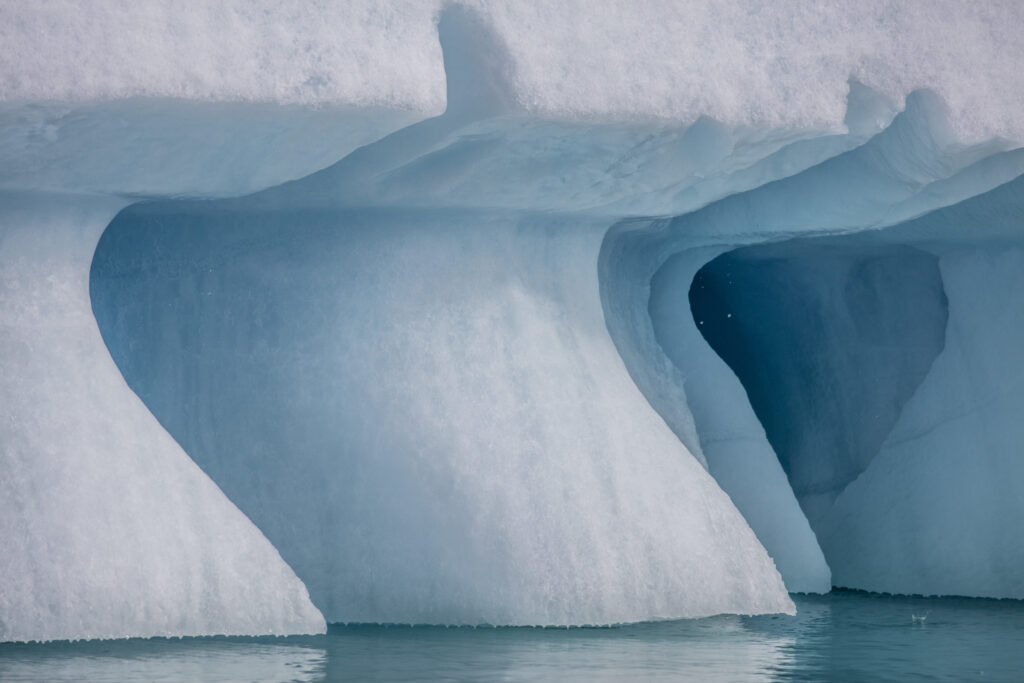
{"left": 2, "top": 2, "right": 1024, "bottom": 641}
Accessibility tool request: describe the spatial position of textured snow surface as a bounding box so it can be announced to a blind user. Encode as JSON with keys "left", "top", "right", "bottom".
{"left": 3, "top": 1, "right": 1024, "bottom": 140}
{"left": 0, "top": 195, "right": 326, "bottom": 642}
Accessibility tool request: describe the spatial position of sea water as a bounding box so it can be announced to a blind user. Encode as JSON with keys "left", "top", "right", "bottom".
{"left": 2, "top": 592, "right": 1022, "bottom": 681}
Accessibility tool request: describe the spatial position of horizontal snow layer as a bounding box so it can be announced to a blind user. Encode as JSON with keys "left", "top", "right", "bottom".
{"left": 2, "top": 1, "right": 1024, "bottom": 140}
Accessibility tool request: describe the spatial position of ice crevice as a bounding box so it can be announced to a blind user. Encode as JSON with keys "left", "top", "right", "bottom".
{"left": 3, "top": 2, "right": 1024, "bottom": 642}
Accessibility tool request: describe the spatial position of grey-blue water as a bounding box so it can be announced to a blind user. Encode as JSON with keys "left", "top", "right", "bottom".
{"left": 2, "top": 592, "right": 1022, "bottom": 682}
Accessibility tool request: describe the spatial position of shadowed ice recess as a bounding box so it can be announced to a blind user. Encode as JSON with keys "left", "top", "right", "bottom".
{"left": 3, "top": 3, "right": 1024, "bottom": 643}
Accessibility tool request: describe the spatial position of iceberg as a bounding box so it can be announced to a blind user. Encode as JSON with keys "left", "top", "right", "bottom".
{"left": 2, "top": 1, "right": 1024, "bottom": 640}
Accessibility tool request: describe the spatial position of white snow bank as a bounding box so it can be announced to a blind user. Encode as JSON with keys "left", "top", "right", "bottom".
{"left": 3, "top": 1, "right": 1024, "bottom": 140}
{"left": 0, "top": 1, "right": 446, "bottom": 113}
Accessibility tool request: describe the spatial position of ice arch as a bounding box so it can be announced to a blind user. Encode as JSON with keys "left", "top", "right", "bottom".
{"left": 88, "top": 176, "right": 792, "bottom": 628}
{"left": 81, "top": 5, "right": 802, "bottom": 627}
{"left": 607, "top": 118, "right": 1024, "bottom": 598}
{"left": 89, "top": 83, "right": 1024, "bottom": 616}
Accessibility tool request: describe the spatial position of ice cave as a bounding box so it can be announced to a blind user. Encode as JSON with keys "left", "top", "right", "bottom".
{"left": 2, "top": 1, "right": 1024, "bottom": 646}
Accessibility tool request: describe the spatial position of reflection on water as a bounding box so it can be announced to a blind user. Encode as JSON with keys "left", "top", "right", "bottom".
{"left": 0, "top": 640, "right": 325, "bottom": 682}
{"left": 316, "top": 614, "right": 793, "bottom": 682}
{"left": 2, "top": 592, "right": 1023, "bottom": 681}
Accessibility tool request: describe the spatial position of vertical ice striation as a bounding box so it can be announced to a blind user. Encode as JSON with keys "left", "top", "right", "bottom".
{"left": 92, "top": 206, "right": 794, "bottom": 625}
{"left": 650, "top": 247, "right": 834, "bottom": 594}
{"left": 85, "top": 8, "right": 794, "bottom": 623}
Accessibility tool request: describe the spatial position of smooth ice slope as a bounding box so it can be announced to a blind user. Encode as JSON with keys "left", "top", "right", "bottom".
{"left": 91, "top": 206, "right": 793, "bottom": 626}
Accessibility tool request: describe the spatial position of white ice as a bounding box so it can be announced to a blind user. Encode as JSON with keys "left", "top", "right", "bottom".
{"left": 5, "top": 1, "right": 1024, "bottom": 140}
{"left": 0, "top": 194, "right": 325, "bottom": 642}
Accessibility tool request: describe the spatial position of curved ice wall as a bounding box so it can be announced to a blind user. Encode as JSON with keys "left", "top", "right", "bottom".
{"left": 3, "top": 1, "right": 1024, "bottom": 641}
{"left": 625, "top": 99, "right": 1024, "bottom": 599}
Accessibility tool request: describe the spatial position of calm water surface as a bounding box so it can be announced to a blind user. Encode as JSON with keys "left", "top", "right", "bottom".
{"left": 2, "top": 592, "right": 1023, "bottom": 681}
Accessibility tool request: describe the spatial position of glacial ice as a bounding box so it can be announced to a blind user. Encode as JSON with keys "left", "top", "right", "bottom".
{"left": 687, "top": 241, "right": 949, "bottom": 527}
{"left": 0, "top": 194, "right": 326, "bottom": 642}
{"left": 638, "top": 104, "right": 1024, "bottom": 599}
{"left": 3, "top": 0, "right": 1024, "bottom": 642}
{"left": 90, "top": 206, "right": 793, "bottom": 626}
{"left": 79, "top": 6, "right": 795, "bottom": 627}
{"left": 820, "top": 181, "right": 1024, "bottom": 599}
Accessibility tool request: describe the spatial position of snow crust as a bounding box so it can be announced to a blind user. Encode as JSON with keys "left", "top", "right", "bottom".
{"left": 0, "top": 1, "right": 446, "bottom": 113}
{"left": 3, "top": 1, "right": 1024, "bottom": 140}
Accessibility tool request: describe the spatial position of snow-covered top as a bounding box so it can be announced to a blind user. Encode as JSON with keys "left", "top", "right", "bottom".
{"left": 3, "top": 1, "right": 1023, "bottom": 141}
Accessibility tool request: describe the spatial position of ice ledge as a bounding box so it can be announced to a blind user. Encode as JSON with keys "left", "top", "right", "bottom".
{"left": 3, "top": 2, "right": 1024, "bottom": 141}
